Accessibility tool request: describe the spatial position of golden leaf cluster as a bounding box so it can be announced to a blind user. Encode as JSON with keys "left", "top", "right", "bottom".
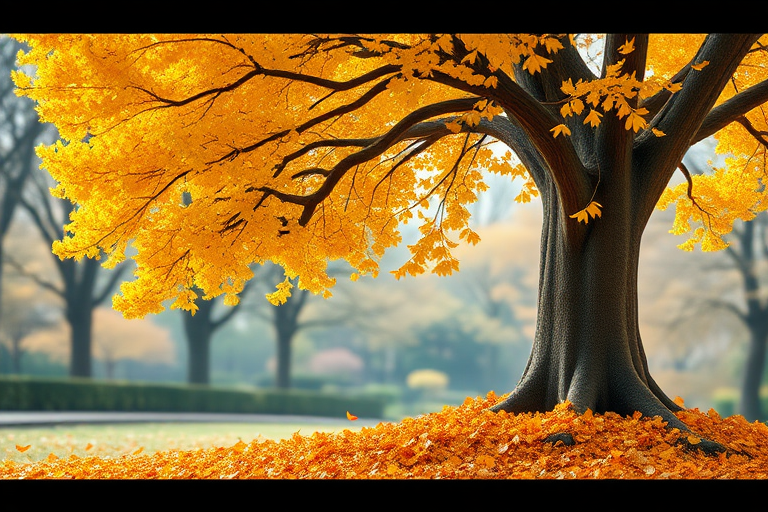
{"left": 656, "top": 34, "right": 768, "bottom": 251}
{"left": 8, "top": 33, "right": 768, "bottom": 312}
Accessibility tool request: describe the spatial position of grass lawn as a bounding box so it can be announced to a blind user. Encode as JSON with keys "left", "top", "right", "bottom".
{"left": 1, "top": 421, "right": 375, "bottom": 463}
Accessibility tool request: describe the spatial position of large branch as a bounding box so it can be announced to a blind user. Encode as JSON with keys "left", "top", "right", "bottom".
{"left": 635, "top": 34, "right": 762, "bottom": 217}
{"left": 255, "top": 97, "right": 481, "bottom": 226}
{"left": 693, "top": 78, "right": 768, "bottom": 144}
{"left": 208, "top": 76, "right": 396, "bottom": 166}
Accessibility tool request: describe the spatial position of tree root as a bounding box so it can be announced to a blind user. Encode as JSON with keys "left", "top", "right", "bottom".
{"left": 676, "top": 436, "right": 731, "bottom": 457}
{"left": 544, "top": 432, "right": 576, "bottom": 446}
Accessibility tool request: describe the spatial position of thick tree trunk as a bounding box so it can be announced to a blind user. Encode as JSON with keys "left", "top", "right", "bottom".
{"left": 739, "top": 319, "right": 768, "bottom": 421}
{"left": 491, "top": 179, "right": 687, "bottom": 431}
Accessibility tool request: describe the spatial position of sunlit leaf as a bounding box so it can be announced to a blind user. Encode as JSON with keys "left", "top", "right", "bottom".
{"left": 550, "top": 124, "right": 571, "bottom": 138}
{"left": 617, "top": 37, "right": 635, "bottom": 54}
{"left": 16, "top": 444, "right": 31, "bottom": 453}
{"left": 347, "top": 411, "right": 358, "bottom": 421}
{"left": 570, "top": 201, "right": 602, "bottom": 224}
{"left": 691, "top": 60, "right": 709, "bottom": 70}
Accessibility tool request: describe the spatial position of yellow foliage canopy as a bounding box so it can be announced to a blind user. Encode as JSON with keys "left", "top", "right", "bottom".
{"left": 10, "top": 34, "right": 768, "bottom": 316}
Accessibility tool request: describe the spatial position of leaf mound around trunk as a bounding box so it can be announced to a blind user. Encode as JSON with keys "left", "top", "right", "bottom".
{"left": 2, "top": 392, "right": 766, "bottom": 479}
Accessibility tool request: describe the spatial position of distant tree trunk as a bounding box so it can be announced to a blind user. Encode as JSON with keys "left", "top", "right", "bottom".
{"left": 275, "top": 320, "right": 293, "bottom": 390}
{"left": 182, "top": 298, "right": 215, "bottom": 385}
{"left": 67, "top": 295, "right": 94, "bottom": 378}
{"left": 735, "top": 220, "right": 768, "bottom": 421}
{"left": 271, "top": 279, "right": 308, "bottom": 390}
{"left": 10, "top": 335, "right": 22, "bottom": 374}
{"left": 740, "top": 322, "right": 768, "bottom": 421}
{"left": 180, "top": 289, "right": 244, "bottom": 385}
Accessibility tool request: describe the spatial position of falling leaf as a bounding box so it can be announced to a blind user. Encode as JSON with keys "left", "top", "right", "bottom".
{"left": 347, "top": 411, "right": 358, "bottom": 421}
{"left": 691, "top": 60, "right": 709, "bottom": 70}
{"left": 618, "top": 37, "right": 635, "bottom": 54}
{"left": 132, "top": 447, "right": 144, "bottom": 455}
{"left": 674, "top": 396, "right": 685, "bottom": 407}
{"left": 16, "top": 444, "right": 31, "bottom": 452}
{"left": 651, "top": 128, "right": 666, "bottom": 137}
{"left": 85, "top": 443, "right": 94, "bottom": 451}
{"left": 550, "top": 124, "right": 571, "bottom": 138}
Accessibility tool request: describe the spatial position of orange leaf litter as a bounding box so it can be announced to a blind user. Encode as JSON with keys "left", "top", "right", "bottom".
{"left": 2, "top": 392, "right": 766, "bottom": 479}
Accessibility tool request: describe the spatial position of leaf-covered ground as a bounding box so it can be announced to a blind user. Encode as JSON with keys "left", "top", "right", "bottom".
{"left": 2, "top": 392, "right": 766, "bottom": 479}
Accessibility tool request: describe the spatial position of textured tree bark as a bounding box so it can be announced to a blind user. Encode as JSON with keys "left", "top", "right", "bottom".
{"left": 490, "top": 181, "right": 689, "bottom": 428}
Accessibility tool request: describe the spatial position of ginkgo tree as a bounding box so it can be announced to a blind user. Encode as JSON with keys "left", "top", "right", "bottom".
{"left": 11, "top": 34, "right": 768, "bottom": 454}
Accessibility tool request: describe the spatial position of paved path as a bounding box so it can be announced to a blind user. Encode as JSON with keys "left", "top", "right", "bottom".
{"left": 0, "top": 411, "right": 385, "bottom": 428}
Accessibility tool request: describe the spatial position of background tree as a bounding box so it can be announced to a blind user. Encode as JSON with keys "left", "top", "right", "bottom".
{"left": 718, "top": 214, "right": 768, "bottom": 421}
{"left": 181, "top": 286, "right": 247, "bottom": 385}
{"left": 10, "top": 168, "right": 130, "bottom": 377}
{"left": 20, "top": 306, "right": 175, "bottom": 379}
{"left": 13, "top": 34, "right": 768, "bottom": 453}
{"left": 0, "top": 281, "right": 57, "bottom": 373}
{"left": 251, "top": 262, "right": 355, "bottom": 389}
{"left": 0, "top": 37, "right": 47, "bottom": 331}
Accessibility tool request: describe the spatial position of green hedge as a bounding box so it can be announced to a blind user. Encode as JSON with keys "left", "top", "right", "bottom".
{"left": 0, "top": 376, "right": 385, "bottom": 419}
{"left": 712, "top": 387, "right": 768, "bottom": 421}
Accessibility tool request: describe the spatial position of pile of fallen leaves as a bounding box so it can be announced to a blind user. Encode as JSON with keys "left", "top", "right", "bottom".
{"left": 2, "top": 392, "right": 767, "bottom": 479}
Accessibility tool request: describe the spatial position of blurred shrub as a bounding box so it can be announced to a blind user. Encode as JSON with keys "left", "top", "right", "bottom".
{"left": 254, "top": 372, "right": 356, "bottom": 391}
{"left": 406, "top": 369, "right": 449, "bottom": 392}
{"left": 0, "top": 375, "right": 385, "bottom": 419}
{"left": 711, "top": 386, "right": 768, "bottom": 421}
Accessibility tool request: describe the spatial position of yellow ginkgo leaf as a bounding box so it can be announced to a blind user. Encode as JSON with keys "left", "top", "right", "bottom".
{"left": 550, "top": 124, "right": 571, "bottom": 138}
{"left": 522, "top": 53, "right": 552, "bottom": 74}
{"left": 445, "top": 120, "right": 462, "bottom": 134}
{"left": 618, "top": 37, "right": 635, "bottom": 54}
{"left": 652, "top": 128, "right": 666, "bottom": 137}
{"left": 569, "top": 201, "right": 602, "bottom": 224}
{"left": 625, "top": 110, "right": 647, "bottom": 132}
{"left": 583, "top": 109, "right": 603, "bottom": 128}
{"left": 585, "top": 201, "right": 602, "bottom": 219}
{"left": 691, "top": 60, "right": 709, "bottom": 71}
